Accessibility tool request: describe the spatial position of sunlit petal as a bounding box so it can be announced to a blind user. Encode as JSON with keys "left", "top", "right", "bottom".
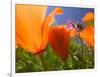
{"left": 80, "top": 26, "right": 94, "bottom": 47}
{"left": 16, "top": 4, "right": 47, "bottom": 54}
{"left": 41, "top": 7, "right": 63, "bottom": 50}
{"left": 82, "top": 12, "right": 94, "bottom": 23}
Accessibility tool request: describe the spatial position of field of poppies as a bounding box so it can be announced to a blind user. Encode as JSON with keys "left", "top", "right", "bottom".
{"left": 16, "top": 4, "right": 94, "bottom": 73}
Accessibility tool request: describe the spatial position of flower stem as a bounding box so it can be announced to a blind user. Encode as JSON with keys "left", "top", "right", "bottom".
{"left": 38, "top": 52, "right": 48, "bottom": 71}
{"left": 79, "top": 36, "right": 84, "bottom": 60}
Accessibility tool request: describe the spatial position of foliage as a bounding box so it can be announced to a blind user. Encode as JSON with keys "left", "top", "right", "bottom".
{"left": 16, "top": 37, "right": 94, "bottom": 73}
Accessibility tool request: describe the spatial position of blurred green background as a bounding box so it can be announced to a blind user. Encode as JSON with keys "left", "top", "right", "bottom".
{"left": 16, "top": 38, "right": 94, "bottom": 73}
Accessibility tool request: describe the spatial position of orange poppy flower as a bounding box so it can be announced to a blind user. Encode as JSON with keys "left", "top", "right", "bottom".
{"left": 69, "top": 28, "right": 78, "bottom": 37}
{"left": 49, "top": 26, "right": 70, "bottom": 60}
{"left": 82, "top": 12, "right": 94, "bottom": 23}
{"left": 80, "top": 26, "right": 94, "bottom": 47}
{"left": 16, "top": 4, "right": 63, "bottom": 54}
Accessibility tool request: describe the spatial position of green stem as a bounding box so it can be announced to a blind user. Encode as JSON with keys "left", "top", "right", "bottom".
{"left": 38, "top": 54, "right": 48, "bottom": 71}
{"left": 79, "top": 36, "right": 84, "bottom": 60}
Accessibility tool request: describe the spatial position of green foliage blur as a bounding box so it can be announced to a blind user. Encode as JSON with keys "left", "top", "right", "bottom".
{"left": 16, "top": 37, "right": 94, "bottom": 73}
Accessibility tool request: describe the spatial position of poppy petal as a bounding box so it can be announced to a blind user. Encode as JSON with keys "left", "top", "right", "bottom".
{"left": 82, "top": 12, "right": 94, "bottom": 23}
{"left": 16, "top": 4, "right": 47, "bottom": 54}
{"left": 41, "top": 7, "right": 63, "bottom": 50}
{"left": 69, "top": 28, "right": 78, "bottom": 37}
{"left": 80, "top": 26, "right": 94, "bottom": 47}
{"left": 49, "top": 26, "right": 70, "bottom": 60}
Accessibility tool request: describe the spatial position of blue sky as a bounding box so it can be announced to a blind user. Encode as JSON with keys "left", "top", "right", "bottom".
{"left": 46, "top": 6, "right": 94, "bottom": 25}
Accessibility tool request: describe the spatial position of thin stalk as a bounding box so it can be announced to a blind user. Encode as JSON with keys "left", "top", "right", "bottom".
{"left": 38, "top": 52, "right": 49, "bottom": 71}
{"left": 79, "top": 36, "right": 84, "bottom": 60}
